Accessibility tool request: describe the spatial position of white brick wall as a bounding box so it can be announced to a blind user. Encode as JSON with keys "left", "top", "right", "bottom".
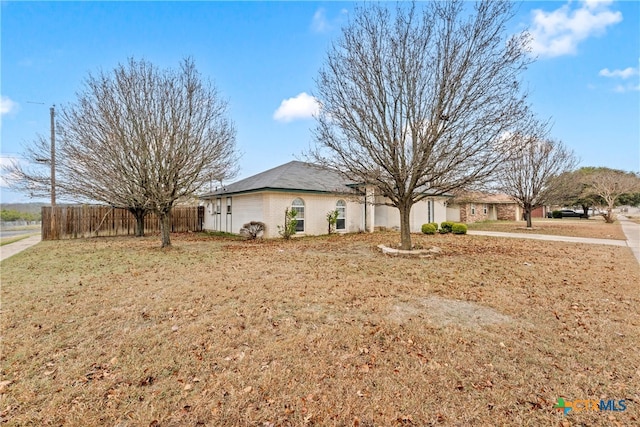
{"left": 204, "top": 191, "right": 365, "bottom": 238}
{"left": 261, "top": 192, "right": 364, "bottom": 238}
{"left": 203, "top": 191, "right": 448, "bottom": 237}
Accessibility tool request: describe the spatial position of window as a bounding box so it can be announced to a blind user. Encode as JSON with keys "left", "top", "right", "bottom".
{"left": 226, "top": 197, "right": 232, "bottom": 214}
{"left": 471, "top": 204, "right": 476, "bottom": 215}
{"left": 483, "top": 204, "right": 488, "bottom": 215}
{"left": 291, "top": 198, "right": 305, "bottom": 232}
{"left": 427, "top": 199, "right": 433, "bottom": 223}
{"left": 216, "top": 198, "right": 222, "bottom": 214}
{"left": 336, "top": 200, "right": 346, "bottom": 230}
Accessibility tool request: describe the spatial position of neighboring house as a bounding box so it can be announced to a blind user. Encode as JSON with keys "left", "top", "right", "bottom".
{"left": 447, "top": 192, "right": 524, "bottom": 223}
{"left": 200, "top": 161, "right": 449, "bottom": 238}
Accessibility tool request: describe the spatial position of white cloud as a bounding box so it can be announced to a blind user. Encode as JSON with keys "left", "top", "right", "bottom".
{"left": 599, "top": 67, "right": 638, "bottom": 79}
{"left": 0, "top": 96, "right": 17, "bottom": 115}
{"left": 528, "top": 0, "right": 622, "bottom": 58}
{"left": 311, "top": 8, "right": 330, "bottom": 33}
{"left": 612, "top": 83, "right": 640, "bottom": 93}
{"left": 310, "top": 7, "right": 348, "bottom": 33}
{"left": 273, "top": 92, "right": 320, "bottom": 123}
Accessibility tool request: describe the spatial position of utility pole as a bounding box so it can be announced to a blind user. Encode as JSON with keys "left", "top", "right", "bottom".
{"left": 27, "top": 101, "right": 58, "bottom": 239}
{"left": 50, "top": 105, "right": 57, "bottom": 239}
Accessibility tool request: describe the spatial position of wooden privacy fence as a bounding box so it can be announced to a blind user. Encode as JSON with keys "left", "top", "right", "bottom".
{"left": 41, "top": 205, "right": 204, "bottom": 240}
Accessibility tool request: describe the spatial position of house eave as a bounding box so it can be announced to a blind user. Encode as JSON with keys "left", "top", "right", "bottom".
{"left": 200, "top": 187, "right": 358, "bottom": 199}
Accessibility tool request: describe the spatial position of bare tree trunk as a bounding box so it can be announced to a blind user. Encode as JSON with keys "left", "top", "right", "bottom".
{"left": 524, "top": 204, "right": 533, "bottom": 228}
{"left": 128, "top": 208, "right": 146, "bottom": 237}
{"left": 159, "top": 210, "right": 172, "bottom": 248}
{"left": 399, "top": 203, "right": 412, "bottom": 250}
{"left": 603, "top": 207, "right": 616, "bottom": 223}
{"left": 136, "top": 215, "right": 145, "bottom": 237}
{"left": 581, "top": 204, "right": 590, "bottom": 219}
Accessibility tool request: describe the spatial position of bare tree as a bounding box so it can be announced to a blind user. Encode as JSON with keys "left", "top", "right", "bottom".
{"left": 312, "top": 0, "right": 534, "bottom": 249}
{"left": 6, "top": 58, "right": 238, "bottom": 246}
{"left": 586, "top": 168, "right": 640, "bottom": 223}
{"left": 498, "top": 134, "right": 577, "bottom": 228}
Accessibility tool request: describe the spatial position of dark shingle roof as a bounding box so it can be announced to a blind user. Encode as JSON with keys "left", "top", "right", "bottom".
{"left": 201, "top": 161, "right": 356, "bottom": 197}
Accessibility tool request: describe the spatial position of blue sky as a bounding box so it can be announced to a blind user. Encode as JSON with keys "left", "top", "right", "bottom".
{"left": 1, "top": 0, "right": 638, "bottom": 204}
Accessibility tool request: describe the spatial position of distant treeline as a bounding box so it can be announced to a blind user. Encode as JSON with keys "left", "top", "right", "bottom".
{"left": 1, "top": 209, "right": 42, "bottom": 222}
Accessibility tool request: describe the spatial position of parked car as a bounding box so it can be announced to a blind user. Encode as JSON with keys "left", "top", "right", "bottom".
{"left": 561, "top": 209, "right": 584, "bottom": 218}
{"left": 547, "top": 209, "right": 586, "bottom": 218}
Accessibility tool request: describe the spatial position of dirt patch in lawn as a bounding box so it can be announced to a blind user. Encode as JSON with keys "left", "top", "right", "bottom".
{"left": 389, "top": 296, "right": 512, "bottom": 328}
{"left": 467, "top": 218, "right": 627, "bottom": 240}
{"left": 1, "top": 231, "right": 639, "bottom": 426}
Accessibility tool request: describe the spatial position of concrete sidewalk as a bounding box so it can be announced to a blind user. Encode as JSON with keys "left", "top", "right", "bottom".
{"left": 467, "top": 230, "right": 627, "bottom": 246}
{"left": 0, "top": 235, "right": 42, "bottom": 262}
{"left": 618, "top": 216, "right": 640, "bottom": 263}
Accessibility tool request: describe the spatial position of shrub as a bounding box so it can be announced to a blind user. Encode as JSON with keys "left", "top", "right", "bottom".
{"left": 239, "top": 221, "right": 266, "bottom": 240}
{"left": 327, "top": 210, "right": 339, "bottom": 234}
{"left": 277, "top": 208, "right": 298, "bottom": 240}
{"left": 421, "top": 223, "right": 437, "bottom": 235}
{"left": 440, "top": 221, "right": 454, "bottom": 233}
{"left": 430, "top": 222, "right": 439, "bottom": 231}
{"left": 451, "top": 223, "right": 468, "bottom": 234}
{"left": 551, "top": 210, "right": 562, "bottom": 218}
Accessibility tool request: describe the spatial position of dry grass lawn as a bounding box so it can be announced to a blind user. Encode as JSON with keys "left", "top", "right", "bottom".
{"left": 466, "top": 218, "right": 627, "bottom": 240}
{"left": 1, "top": 232, "right": 639, "bottom": 426}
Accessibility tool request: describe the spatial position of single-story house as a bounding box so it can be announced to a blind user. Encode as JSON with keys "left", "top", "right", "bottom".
{"left": 446, "top": 191, "right": 525, "bottom": 223}
{"left": 200, "top": 161, "right": 449, "bottom": 238}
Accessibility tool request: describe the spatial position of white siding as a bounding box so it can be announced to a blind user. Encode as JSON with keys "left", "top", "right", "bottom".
{"left": 433, "top": 199, "right": 448, "bottom": 224}
{"left": 446, "top": 204, "right": 461, "bottom": 222}
{"left": 203, "top": 200, "right": 216, "bottom": 230}
{"left": 231, "top": 194, "right": 265, "bottom": 234}
{"left": 203, "top": 199, "right": 225, "bottom": 232}
{"left": 203, "top": 194, "right": 264, "bottom": 234}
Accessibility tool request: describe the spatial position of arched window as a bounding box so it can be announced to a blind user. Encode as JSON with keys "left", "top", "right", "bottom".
{"left": 336, "top": 200, "right": 346, "bottom": 230}
{"left": 291, "top": 198, "right": 305, "bottom": 232}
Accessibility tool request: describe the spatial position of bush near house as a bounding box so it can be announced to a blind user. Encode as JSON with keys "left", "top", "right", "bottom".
{"left": 278, "top": 208, "right": 298, "bottom": 240}
{"left": 452, "top": 223, "right": 468, "bottom": 234}
{"left": 440, "top": 221, "right": 455, "bottom": 233}
{"left": 239, "top": 221, "right": 266, "bottom": 240}
{"left": 421, "top": 223, "right": 437, "bottom": 235}
{"left": 326, "top": 210, "right": 339, "bottom": 234}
